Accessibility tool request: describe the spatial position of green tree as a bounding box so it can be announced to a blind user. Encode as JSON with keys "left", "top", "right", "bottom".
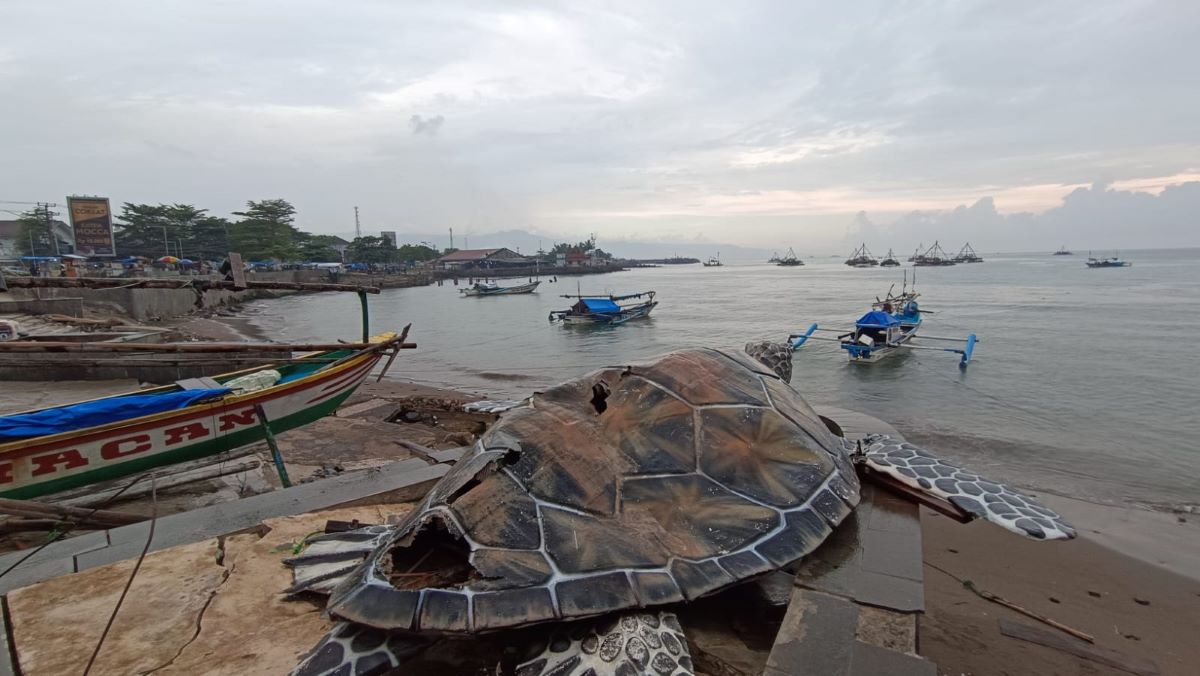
{"left": 346, "top": 235, "right": 396, "bottom": 264}
{"left": 296, "top": 233, "right": 344, "bottom": 262}
{"left": 229, "top": 199, "right": 299, "bottom": 260}
{"left": 395, "top": 243, "right": 440, "bottom": 262}
{"left": 187, "top": 215, "right": 232, "bottom": 261}
{"left": 115, "top": 203, "right": 212, "bottom": 258}
{"left": 15, "top": 205, "right": 55, "bottom": 256}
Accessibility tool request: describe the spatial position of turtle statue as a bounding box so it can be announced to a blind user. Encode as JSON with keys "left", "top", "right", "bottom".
{"left": 284, "top": 343, "right": 1074, "bottom": 675}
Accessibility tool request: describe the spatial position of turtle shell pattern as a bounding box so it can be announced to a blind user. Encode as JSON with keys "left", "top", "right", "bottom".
{"left": 324, "top": 348, "right": 862, "bottom": 634}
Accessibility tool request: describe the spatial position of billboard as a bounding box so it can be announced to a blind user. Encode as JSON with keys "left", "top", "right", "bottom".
{"left": 66, "top": 196, "right": 116, "bottom": 256}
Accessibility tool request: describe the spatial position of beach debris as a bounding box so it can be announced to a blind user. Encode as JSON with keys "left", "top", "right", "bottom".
{"left": 1088, "top": 590, "right": 1103, "bottom": 598}
{"left": 1132, "top": 597, "right": 1150, "bottom": 606}
{"left": 998, "top": 619, "right": 1159, "bottom": 676}
{"left": 1049, "top": 597, "right": 1061, "bottom": 604}
{"left": 282, "top": 344, "right": 1077, "bottom": 676}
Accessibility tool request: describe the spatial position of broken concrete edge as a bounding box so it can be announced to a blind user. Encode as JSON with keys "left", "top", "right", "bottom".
{"left": 0, "top": 597, "right": 14, "bottom": 676}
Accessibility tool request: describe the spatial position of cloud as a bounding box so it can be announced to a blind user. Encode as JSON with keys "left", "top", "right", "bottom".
{"left": 0, "top": 1, "right": 1196, "bottom": 251}
{"left": 409, "top": 115, "right": 445, "bottom": 136}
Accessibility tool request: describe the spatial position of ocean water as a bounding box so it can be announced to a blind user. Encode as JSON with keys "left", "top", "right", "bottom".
{"left": 244, "top": 249, "right": 1200, "bottom": 509}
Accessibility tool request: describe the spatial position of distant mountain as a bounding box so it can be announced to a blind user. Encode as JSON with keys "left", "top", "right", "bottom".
{"left": 329, "top": 227, "right": 775, "bottom": 261}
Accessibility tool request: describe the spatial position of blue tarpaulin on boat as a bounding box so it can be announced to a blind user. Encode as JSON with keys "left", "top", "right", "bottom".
{"left": 0, "top": 389, "right": 230, "bottom": 441}
{"left": 581, "top": 298, "right": 621, "bottom": 314}
{"left": 856, "top": 310, "right": 901, "bottom": 328}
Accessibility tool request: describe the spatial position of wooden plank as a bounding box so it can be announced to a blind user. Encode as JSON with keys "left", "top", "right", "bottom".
{"left": 227, "top": 251, "right": 247, "bottom": 289}
{"left": 998, "top": 619, "right": 1159, "bottom": 676}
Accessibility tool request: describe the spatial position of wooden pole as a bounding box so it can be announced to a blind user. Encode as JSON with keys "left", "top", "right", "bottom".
{"left": 254, "top": 404, "right": 292, "bottom": 488}
{"left": 1, "top": 276, "right": 381, "bottom": 294}
{"left": 358, "top": 288, "right": 370, "bottom": 342}
{"left": 0, "top": 497, "right": 147, "bottom": 526}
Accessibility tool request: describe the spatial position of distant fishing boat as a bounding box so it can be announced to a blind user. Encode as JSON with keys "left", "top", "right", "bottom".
{"left": 460, "top": 280, "right": 541, "bottom": 296}
{"left": 1053, "top": 246, "right": 1073, "bottom": 256}
{"left": 908, "top": 243, "right": 923, "bottom": 262}
{"left": 767, "top": 251, "right": 781, "bottom": 263}
{"left": 549, "top": 291, "right": 657, "bottom": 325}
{"left": 1086, "top": 252, "right": 1131, "bottom": 268}
{"left": 777, "top": 247, "right": 804, "bottom": 266}
{"left": 0, "top": 332, "right": 412, "bottom": 499}
{"left": 845, "top": 243, "right": 879, "bottom": 267}
{"left": 953, "top": 243, "right": 984, "bottom": 263}
{"left": 703, "top": 253, "right": 723, "bottom": 267}
{"left": 880, "top": 249, "right": 901, "bottom": 267}
{"left": 790, "top": 274, "right": 976, "bottom": 367}
{"left": 912, "top": 241, "right": 957, "bottom": 266}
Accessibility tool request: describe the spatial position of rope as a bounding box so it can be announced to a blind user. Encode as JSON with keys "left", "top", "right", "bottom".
{"left": 83, "top": 479, "right": 157, "bottom": 675}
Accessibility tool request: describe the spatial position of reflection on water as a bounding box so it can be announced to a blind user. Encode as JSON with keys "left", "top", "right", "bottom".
{"left": 246, "top": 249, "right": 1200, "bottom": 508}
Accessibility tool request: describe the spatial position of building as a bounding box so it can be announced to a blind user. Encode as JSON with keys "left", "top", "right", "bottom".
{"left": 328, "top": 236, "right": 351, "bottom": 262}
{"left": 434, "top": 247, "right": 528, "bottom": 271}
{"left": 0, "top": 220, "right": 74, "bottom": 260}
{"left": 380, "top": 231, "right": 397, "bottom": 247}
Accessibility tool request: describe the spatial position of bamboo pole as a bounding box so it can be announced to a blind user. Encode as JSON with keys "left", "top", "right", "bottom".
{"left": 0, "top": 497, "right": 147, "bottom": 526}
{"left": 1, "top": 276, "right": 381, "bottom": 294}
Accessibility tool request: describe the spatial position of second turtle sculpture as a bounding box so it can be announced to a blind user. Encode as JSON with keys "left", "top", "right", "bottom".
{"left": 285, "top": 342, "right": 1074, "bottom": 675}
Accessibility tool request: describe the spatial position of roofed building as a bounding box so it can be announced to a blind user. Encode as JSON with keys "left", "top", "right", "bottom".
{"left": 435, "top": 247, "right": 528, "bottom": 270}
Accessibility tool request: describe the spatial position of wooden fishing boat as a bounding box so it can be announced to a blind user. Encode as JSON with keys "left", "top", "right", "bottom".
{"left": 549, "top": 291, "right": 657, "bottom": 325}
{"left": 459, "top": 280, "right": 541, "bottom": 296}
{"left": 845, "top": 243, "right": 879, "bottom": 267}
{"left": 777, "top": 247, "right": 804, "bottom": 266}
{"left": 1053, "top": 246, "right": 1073, "bottom": 256}
{"left": 703, "top": 254, "right": 723, "bottom": 267}
{"left": 953, "top": 243, "right": 984, "bottom": 263}
{"left": 880, "top": 248, "right": 901, "bottom": 267}
{"left": 1086, "top": 252, "right": 1130, "bottom": 268}
{"left": 0, "top": 331, "right": 413, "bottom": 499}
{"left": 790, "top": 277, "right": 976, "bottom": 367}
{"left": 912, "top": 241, "right": 956, "bottom": 266}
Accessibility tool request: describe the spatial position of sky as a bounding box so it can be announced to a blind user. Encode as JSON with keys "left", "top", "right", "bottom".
{"left": 1, "top": 1, "right": 1198, "bottom": 253}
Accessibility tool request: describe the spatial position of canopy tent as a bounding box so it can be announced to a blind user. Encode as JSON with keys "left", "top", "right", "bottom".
{"left": 581, "top": 298, "right": 622, "bottom": 314}
{"left": 855, "top": 310, "right": 901, "bottom": 328}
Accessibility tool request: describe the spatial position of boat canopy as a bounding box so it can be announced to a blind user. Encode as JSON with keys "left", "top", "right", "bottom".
{"left": 856, "top": 310, "right": 901, "bottom": 328}
{"left": 0, "top": 388, "right": 229, "bottom": 441}
{"left": 581, "top": 298, "right": 622, "bottom": 314}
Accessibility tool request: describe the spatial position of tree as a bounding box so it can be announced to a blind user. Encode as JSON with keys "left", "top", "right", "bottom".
{"left": 115, "top": 203, "right": 212, "bottom": 259}
{"left": 395, "top": 243, "right": 440, "bottom": 262}
{"left": 14, "top": 205, "right": 55, "bottom": 256}
{"left": 187, "top": 215, "right": 232, "bottom": 261}
{"left": 346, "top": 236, "right": 396, "bottom": 264}
{"left": 296, "top": 233, "right": 344, "bottom": 262}
{"left": 229, "top": 199, "right": 300, "bottom": 261}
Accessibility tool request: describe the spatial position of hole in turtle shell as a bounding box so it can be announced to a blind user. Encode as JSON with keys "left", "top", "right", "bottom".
{"left": 384, "top": 516, "right": 478, "bottom": 590}
{"left": 590, "top": 382, "right": 611, "bottom": 414}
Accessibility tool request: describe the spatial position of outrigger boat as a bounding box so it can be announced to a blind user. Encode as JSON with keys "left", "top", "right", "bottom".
{"left": 789, "top": 275, "right": 977, "bottom": 367}
{"left": 549, "top": 291, "right": 657, "bottom": 325}
{"left": 460, "top": 280, "right": 541, "bottom": 296}
{"left": 0, "top": 331, "right": 414, "bottom": 499}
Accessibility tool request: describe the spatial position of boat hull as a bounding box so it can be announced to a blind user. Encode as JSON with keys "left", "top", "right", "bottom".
{"left": 558, "top": 302, "right": 656, "bottom": 325}
{"left": 0, "top": 350, "right": 382, "bottom": 499}
{"left": 461, "top": 281, "right": 541, "bottom": 296}
{"left": 841, "top": 325, "right": 918, "bottom": 364}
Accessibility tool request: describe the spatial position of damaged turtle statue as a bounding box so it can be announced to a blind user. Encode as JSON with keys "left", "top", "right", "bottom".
{"left": 284, "top": 342, "right": 1075, "bottom": 676}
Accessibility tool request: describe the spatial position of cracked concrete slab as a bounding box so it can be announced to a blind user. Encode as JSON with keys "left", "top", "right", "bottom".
{"left": 6, "top": 505, "right": 411, "bottom": 676}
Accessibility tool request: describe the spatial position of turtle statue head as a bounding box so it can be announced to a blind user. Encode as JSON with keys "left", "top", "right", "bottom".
{"left": 744, "top": 340, "right": 793, "bottom": 383}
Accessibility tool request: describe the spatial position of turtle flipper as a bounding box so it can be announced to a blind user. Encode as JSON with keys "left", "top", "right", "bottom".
{"left": 291, "top": 621, "right": 432, "bottom": 676}
{"left": 859, "top": 436, "right": 1076, "bottom": 541}
{"left": 515, "top": 611, "right": 694, "bottom": 676}
{"left": 283, "top": 525, "right": 392, "bottom": 594}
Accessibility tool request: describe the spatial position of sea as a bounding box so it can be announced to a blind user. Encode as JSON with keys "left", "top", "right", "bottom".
{"left": 243, "top": 248, "right": 1200, "bottom": 511}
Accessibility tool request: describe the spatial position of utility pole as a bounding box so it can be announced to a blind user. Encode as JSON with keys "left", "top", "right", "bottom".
{"left": 162, "top": 226, "right": 170, "bottom": 256}
{"left": 38, "top": 202, "right": 60, "bottom": 256}
{"left": 449, "top": 227, "right": 454, "bottom": 250}
{"left": 354, "top": 206, "right": 361, "bottom": 239}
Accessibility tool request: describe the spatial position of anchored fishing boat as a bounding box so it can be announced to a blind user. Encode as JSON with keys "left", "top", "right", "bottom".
{"left": 953, "top": 243, "right": 984, "bottom": 263}
{"left": 549, "top": 291, "right": 657, "bottom": 325}
{"left": 1053, "top": 246, "right": 1073, "bottom": 256}
{"left": 0, "top": 331, "right": 414, "bottom": 499}
{"left": 460, "top": 280, "right": 541, "bottom": 296}
{"left": 880, "top": 248, "right": 901, "bottom": 267}
{"left": 703, "top": 254, "right": 723, "bottom": 267}
{"left": 789, "top": 275, "right": 976, "bottom": 367}
{"left": 777, "top": 247, "right": 804, "bottom": 266}
{"left": 845, "top": 243, "right": 879, "bottom": 267}
{"left": 1086, "top": 253, "right": 1130, "bottom": 268}
{"left": 912, "top": 241, "right": 957, "bottom": 266}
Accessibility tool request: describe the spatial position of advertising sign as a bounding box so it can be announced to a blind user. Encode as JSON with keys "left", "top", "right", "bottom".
{"left": 67, "top": 196, "right": 116, "bottom": 256}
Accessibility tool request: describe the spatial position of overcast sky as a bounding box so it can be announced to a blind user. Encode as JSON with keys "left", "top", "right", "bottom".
{"left": 2, "top": 1, "right": 1197, "bottom": 251}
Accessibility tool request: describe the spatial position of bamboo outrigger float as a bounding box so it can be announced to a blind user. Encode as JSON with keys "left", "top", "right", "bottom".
{"left": 0, "top": 329, "right": 415, "bottom": 499}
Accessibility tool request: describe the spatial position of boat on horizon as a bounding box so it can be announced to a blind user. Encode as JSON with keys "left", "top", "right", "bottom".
{"left": 703, "top": 253, "right": 723, "bottom": 267}
{"left": 777, "top": 247, "right": 804, "bottom": 266}
{"left": 913, "top": 241, "right": 957, "bottom": 266}
{"left": 460, "top": 280, "right": 541, "bottom": 296}
{"left": 1053, "top": 246, "right": 1073, "bottom": 256}
{"left": 1086, "top": 252, "right": 1131, "bottom": 268}
{"left": 549, "top": 291, "right": 657, "bottom": 325}
{"left": 0, "top": 332, "right": 412, "bottom": 499}
{"left": 953, "top": 243, "right": 984, "bottom": 263}
{"left": 880, "top": 248, "right": 901, "bottom": 267}
{"left": 845, "top": 243, "right": 879, "bottom": 267}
